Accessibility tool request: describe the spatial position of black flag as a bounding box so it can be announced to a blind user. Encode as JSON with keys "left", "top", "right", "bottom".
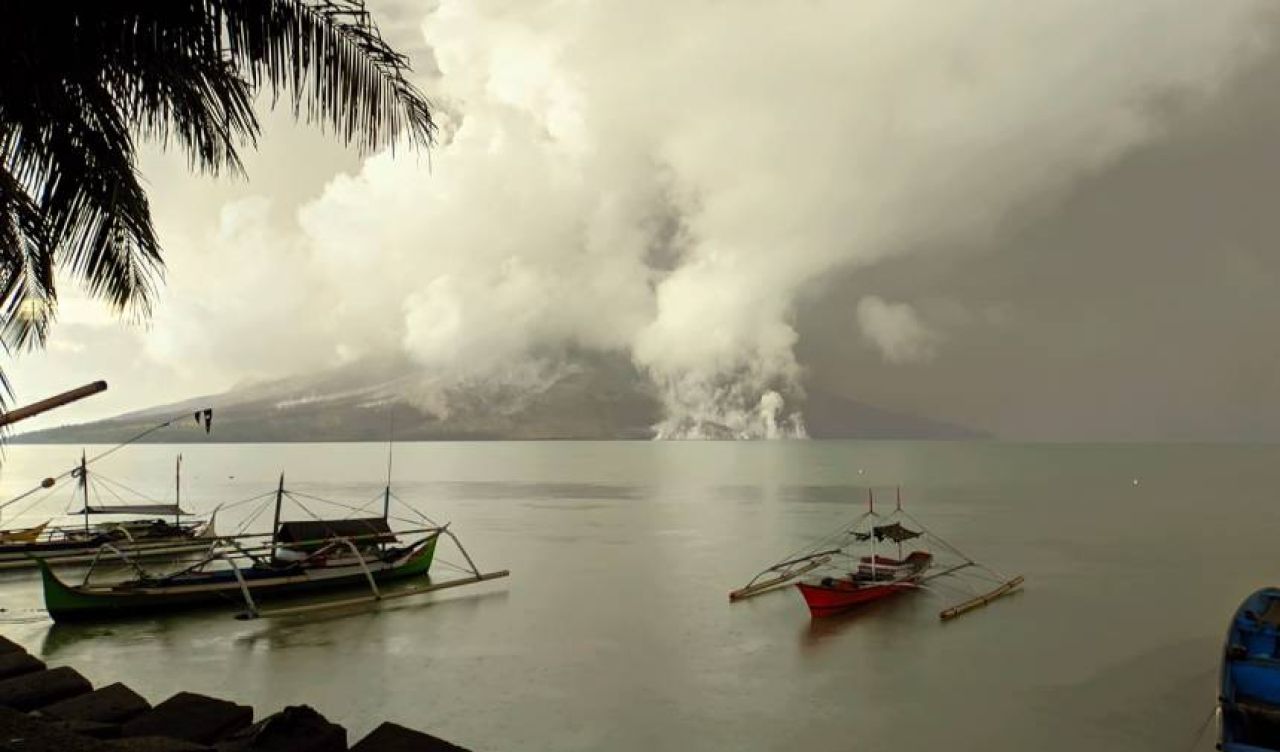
{"left": 202, "top": 408, "right": 213, "bottom": 433}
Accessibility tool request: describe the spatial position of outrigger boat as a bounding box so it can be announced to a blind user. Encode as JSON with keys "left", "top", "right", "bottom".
{"left": 1220, "top": 588, "right": 1280, "bottom": 750}
{"left": 730, "top": 488, "right": 1023, "bottom": 620}
{"left": 0, "top": 450, "right": 217, "bottom": 571}
{"left": 39, "top": 474, "right": 508, "bottom": 622}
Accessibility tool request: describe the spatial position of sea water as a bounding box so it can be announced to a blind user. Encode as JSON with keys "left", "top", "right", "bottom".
{"left": 0, "top": 440, "right": 1266, "bottom": 751}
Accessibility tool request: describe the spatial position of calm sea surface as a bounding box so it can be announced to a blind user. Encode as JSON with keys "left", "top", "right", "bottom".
{"left": 0, "top": 440, "right": 1269, "bottom": 750}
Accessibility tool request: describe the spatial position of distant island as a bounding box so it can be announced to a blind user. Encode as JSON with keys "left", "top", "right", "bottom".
{"left": 15, "top": 354, "right": 986, "bottom": 443}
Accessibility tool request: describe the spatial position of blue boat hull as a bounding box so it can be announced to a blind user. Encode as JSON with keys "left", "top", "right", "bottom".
{"left": 1222, "top": 588, "right": 1280, "bottom": 751}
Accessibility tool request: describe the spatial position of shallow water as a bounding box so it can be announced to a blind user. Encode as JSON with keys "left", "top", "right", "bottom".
{"left": 0, "top": 440, "right": 1269, "bottom": 750}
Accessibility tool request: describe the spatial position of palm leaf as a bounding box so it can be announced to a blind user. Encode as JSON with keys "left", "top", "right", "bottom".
{"left": 0, "top": 0, "right": 435, "bottom": 408}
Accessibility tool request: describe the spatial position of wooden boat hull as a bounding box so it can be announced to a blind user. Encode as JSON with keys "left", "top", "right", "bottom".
{"left": 797, "top": 550, "right": 932, "bottom": 618}
{"left": 39, "top": 536, "right": 438, "bottom": 622}
{"left": 0, "top": 518, "right": 214, "bottom": 570}
{"left": 0, "top": 523, "right": 48, "bottom": 544}
{"left": 1221, "top": 587, "right": 1280, "bottom": 751}
{"left": 0, "top": 539, "right": 215, "bottom": 570}
{"left": 796, "top": 580, "right": 918, "bottom": 617}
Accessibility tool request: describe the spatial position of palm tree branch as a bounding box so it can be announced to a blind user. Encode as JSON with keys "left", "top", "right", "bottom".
{"left": 214, "top": 0, "right": 436, "bottom": 152}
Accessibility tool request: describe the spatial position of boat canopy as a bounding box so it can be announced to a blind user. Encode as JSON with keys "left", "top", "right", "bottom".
{"left": 872, "top": 523, "right": 922, "bottom": 543}
{"left": 275, "top": 518, "right": 396, "bottom": 549}
{"left": 74, "top": 504, "right": 191, "bottom": 516}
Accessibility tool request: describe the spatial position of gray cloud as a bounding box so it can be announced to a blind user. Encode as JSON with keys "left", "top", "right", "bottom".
{"left": 856, "top": 297, "right": 940, "bottom": 365}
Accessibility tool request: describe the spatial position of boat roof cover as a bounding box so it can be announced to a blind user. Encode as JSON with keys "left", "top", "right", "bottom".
{"left": 74, "top": 504, "right": 191, "bottom": 516}
{"left": 872, "top": 523, "right": 922, "bottom": 543}
{"left": 275, "top": 518, "right": 396, "bottom": 545}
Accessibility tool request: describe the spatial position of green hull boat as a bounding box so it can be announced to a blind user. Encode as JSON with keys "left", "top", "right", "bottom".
{"left": 39, "top": 534, "right": 438, "bottom": 622}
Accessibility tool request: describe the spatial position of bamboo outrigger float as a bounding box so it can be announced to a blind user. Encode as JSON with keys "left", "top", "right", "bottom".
{"left": 730, "top": 488, "right": 1023, "bottom": 621}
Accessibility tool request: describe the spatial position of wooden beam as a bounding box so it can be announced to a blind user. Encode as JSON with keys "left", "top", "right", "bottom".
{"left": 0, "top": 381, "right": 106, "bottom": 428}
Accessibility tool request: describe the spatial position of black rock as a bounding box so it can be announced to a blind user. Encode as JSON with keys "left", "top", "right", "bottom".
{"left": 121, "top": 694, "right": 251, "bottom": 745}
{"left": 109, "top": 737, "right": 212, "bottom": 752}
{"left": 0, "top": 654, "right": 45, "bottom": 681}
{"left": 40, "top": 684, "right": 151, "bottom": 725}
{"left": 0, "top": 668, "right": 92, "bottom": 711}
{"left": 0, "top": 705, "right": 112, "bottom": 752}
{"left": 350, "top": 723, "right": 470, "bottom": 752}
{"left": 214, "top": 706, "right": 345, "bottom": 752}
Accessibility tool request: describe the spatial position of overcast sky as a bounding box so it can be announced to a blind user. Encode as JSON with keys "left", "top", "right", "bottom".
{"left": 11, "top": 1, "right": 1280, "bottom": 440}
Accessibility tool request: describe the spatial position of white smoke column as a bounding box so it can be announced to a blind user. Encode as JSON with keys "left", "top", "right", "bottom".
{"left": 423, "top": 0, "right": 1274, "bottom": 438}
{"left": 857, "top": 296, "right": 940, "bottom": 365}
{"left": 599, "top": 1, "right": 1274, "bottom": 437}
{"left": 146, "top": 0, "right": 1277, "bottom": 437}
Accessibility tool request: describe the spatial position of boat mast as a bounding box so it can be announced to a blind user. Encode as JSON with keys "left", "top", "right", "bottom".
{"left": 175, "top": 454, "right": 182, "bottom": 528}
{"left": 80, "top": 451, "right": 89, "bottom": 535}
{"left": 895, "top": 486, "right": 903, "bottom": 560}
{"left": 383, "top": 409, "right": 395, "bottom": 521}
{"left": 270, "top": 473, "right": 284, "bottom": 563}
{"left": 868, "top": 488, "right": 877, "bottom": 581}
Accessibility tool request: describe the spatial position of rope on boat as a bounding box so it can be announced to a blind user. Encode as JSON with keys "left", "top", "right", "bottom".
{"left": 220, "top": 490, "right": 281, "bottom": 511}
{"left": 2, "top": 474, "right": 72, "bottom": 523}
{"left": 337, "top": 489, "right": 386, "bottom": 520}
{"left": 283, "top": 490, "right": 422, "bottom": 527}
{"left": 1, "top": 407, "right": 214, "bottom": 516}
{"left": 1181, "top": 706, "right": 1217, "bottom": 752}
{"left": 92, "top": 473, "right": 164, "bottom": 506}
{"left": 390, "top": 491, "right": 442, "bottom": 528}
{"left": 728, "top": 507, "right": 882, "bottom": 601}
{"left": 235, "top": 496, "right": 275, "bottom": 536}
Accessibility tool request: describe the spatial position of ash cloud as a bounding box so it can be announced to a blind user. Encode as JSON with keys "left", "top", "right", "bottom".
{"left": 20, "top": 1, "right": 1276, "bottom": 437}
{"left": 857, "top": 297, "right": 940, "bottom": 366}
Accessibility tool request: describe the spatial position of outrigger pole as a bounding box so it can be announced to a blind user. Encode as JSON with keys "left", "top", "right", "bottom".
{"left": 728, "top": 551, "right": 838, "bottom": 601}
{"left": 230, "top": 526, "right": 510, "bottom": 620}
{"left": 896, "top": 506, "right": 1025, "bottom": 621}
{"left": 243, "top": 568, "right": 512, "bottom": 620}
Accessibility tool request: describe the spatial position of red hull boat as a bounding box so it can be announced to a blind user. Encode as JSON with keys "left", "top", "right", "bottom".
{"left": 796, "top": 551, "right": 933, "bottom": 617}
{"left": 730, "top": 488, "right": 1025, "bottom": 623}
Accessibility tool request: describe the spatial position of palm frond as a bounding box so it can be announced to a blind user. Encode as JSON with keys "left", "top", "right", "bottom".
{"left": 0, "top": 0, "right": 435, "bottom": 384}
{"left": 215, "top": 0, "right": 436, "bottom": 152}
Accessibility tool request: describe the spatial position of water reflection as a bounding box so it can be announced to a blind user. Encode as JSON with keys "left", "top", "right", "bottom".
{"left": 40, "top": 616, "right": 184, "bottom": 657}
{"left": 798, "top": 594, "right": 934, "bottom": 653}
{"left": 234, "top": 589, "right": 509, "bottom": 651}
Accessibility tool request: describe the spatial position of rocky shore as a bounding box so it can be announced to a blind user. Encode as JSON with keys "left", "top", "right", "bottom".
{"left": 0, "top": 636, "right": 469, "bottom": 752}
